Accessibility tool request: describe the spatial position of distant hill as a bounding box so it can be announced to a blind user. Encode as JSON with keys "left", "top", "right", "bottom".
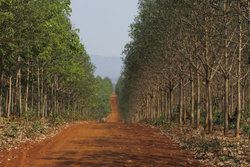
{"left": 90, "top": 55, "right": 123, "bottom": 84}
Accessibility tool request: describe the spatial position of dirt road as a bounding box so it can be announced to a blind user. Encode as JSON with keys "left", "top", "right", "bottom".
{"left": 107, "top": 94, "right": 122, "bottom": 123}
{"left": 2, "top": 94, "right": 206, "bottom": 167}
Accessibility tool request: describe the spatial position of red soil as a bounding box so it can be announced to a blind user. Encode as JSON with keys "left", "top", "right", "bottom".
{"left": 0, "top": 94, "right": 208, "bottom": 167}
{"left": 107, "top": 94, "right": 122, "bottom": 123}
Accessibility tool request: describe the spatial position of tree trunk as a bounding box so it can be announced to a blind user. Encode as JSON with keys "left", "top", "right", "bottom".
{"left": 157, "top": 91, "right": 161, "bottom": 119}
{"left": 67, "top": 93, "right": 71, "bottom": 111}
{"left": 161, "top": 90, "right": 164, "bottom": 119}
{"left": 190, "top": 70, "right": 195, "bottom": 125}
{"left": 7, "top": 75, "right": 12, "bottom": 119}
{"left": 183, "top": 85, "right": 186, "bottom": 124}
{"left": 31, "top": 64, "right": 34, "bottom": 112}
{"left": 247, "top": 82, "right": 250, "bottom": 110}
{"left": 170, "top": 88, "right": 174, "bottom": 121}
{"left": 41, "top": 68, "right": 44, "bottom": 119}
{"left": 242, "top": 85, "right": 244, "bottom": 111}
{"left": 236, "top": 1, "right": 242, "bottom": 139}
{"left": 230, "top": 84, "right": 234, "bottom": 118}
{"left": 179, "top": 79, "right": 183, "bottom": 126}
{"left": 5, "top": 89, "right": 8, "bottom": 117}
{"left": 152, "top": 94, "right": 155, "bottom": 121}
{"left": 15, "top": 70, "right": 18, "bottom": 116}
{"left": 37, "top": 60, "right": 40, "bottom": 118}
{"left": 208, "top": 75, "right": 213, "bottom": 129}
{"left": 0, "top": 71, "right": 3, "bottom": 117}
{"left": 223, "top": 0, "right": 229, "bottom": 136}
{"left": 25, "top": 60, "right": 30, "bottom": 113}
{"left": 196, "top": 72, "right": 201, "bottom": 129}
{"left": 11, "top": 86, "right": 14, "bottom": 117}
{"left": 44, "top": 84, "right": 47, "bottom": 117}
{"left": 205, "top": 80, "right": 209, "bottom": 133}
{"left": 165, "top": 91, "right": 169, "bottom": 122}
{"left": 54, "top": 76, "right": 57, "bottom": 115}
{"left": 204, "top": 0, "right": 210, "bottom": 133}
{"left": 146, "top": 94, "right": 149, "bottom": 120}
{"left": 56, "top": 80, "right": 59, "bottom": 114}
{"left": 18, "top": 56, "right": 22, "bottom": 118}
{"left": 224, "top": 77, "right": 229, "bottom": 135}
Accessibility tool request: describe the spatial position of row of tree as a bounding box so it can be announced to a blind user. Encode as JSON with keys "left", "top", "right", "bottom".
{"left": 0, "top": 0, "right": 112, "bottom": 121}
{"left": 116, "top": 0, "right": 249, "bottom": 138}
{"left": 92, "top": 77, "right": 113, "bottom": 119}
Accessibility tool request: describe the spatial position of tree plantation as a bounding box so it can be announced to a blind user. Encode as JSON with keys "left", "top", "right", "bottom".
{"left": 0, "top": 0, "right": 249, "bottom": 166}
{"left": 0, "top": 0, "right": 112, "bottom": 121}
{"left": 116, "top": 0, "right": 249, "bottom": 138}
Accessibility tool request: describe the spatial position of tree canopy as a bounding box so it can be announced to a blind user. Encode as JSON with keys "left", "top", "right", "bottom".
{"left": 117, "top": 0, "right": 249, "bottom": 138}
{"left": 0, "top": 0, "right": 113, "bottom": 121}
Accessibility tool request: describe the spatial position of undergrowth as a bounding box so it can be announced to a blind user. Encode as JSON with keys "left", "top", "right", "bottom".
{"left": 1, "top": 122, "right": 19, "bottom": 138}
{"left": 140, "top": 116, "right": 249, "bottom": 166}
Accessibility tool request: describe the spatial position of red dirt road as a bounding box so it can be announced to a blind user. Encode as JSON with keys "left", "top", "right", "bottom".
{"left": 1, "top": 94, "right": 206, "bottom": 167}
{"left": 107, "top": 94, "right": 122, "bottom": 123}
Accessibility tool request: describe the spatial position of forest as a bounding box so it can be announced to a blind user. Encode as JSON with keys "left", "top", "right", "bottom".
{"left": 0, "top": 0, "right": 249, "bottom": 166}
{"left": 0, "top": 0, "right": 113, "bottom": 122}
{"left": 116, "top": 0, "right": 249, "bottom": 138}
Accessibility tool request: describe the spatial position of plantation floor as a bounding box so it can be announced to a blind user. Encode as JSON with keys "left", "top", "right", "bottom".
{"left": 0, "top": 95, "right": 208, "bottom": 167}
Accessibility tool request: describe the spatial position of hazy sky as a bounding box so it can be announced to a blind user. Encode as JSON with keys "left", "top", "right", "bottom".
{"left": 70, "top": 0, "right": 138, "bottom": 57}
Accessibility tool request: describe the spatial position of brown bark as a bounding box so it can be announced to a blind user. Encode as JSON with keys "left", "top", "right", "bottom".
{"left": 196, "top": 72, "right": 201, "bottom": 129}
{"left": 247, "top": 83, "right": 250, "bottom": 110}
{"left": 146, "top": 95, "right": 150, "bottom": 120}
{"left": 54, "top": 76, "right": 57, "bottom": 115}
{"left": 18, "top": 56, "right": 22, "bottom": 117}
{"left": 41, "top": 68, "right": 44, "bottom": 119}
{"left": 170, "top": 88, "right": 174, "bottom": 121}
{"left": 205, "top": 80, "right": 210, "bottom": 133}
{"left": 51, "top": 84, "right": 54, "bottom": 115}
{"left": 230, "top": 84, "right": 234, "bottom": 118}
{"left": 223, "top": 0, "right": 229, "bottom": 136}
{"left": 183, "top": 85, "right": 186, "bottom": 124}
{"left": 165, "top": 91, "right": 169, "bottom": 122}
{"left": 242, "top": 85, "right": 244, "bottom": 111}
{"left": 208, "top": 81, "right": 213, "bottom": 133}
{"left": 157, "top": 91, "right": 161, "bottom": 119}
{"left": 5, "top": 89, "right": 8, "bottom": 117}
{"left": 25, "top": 60, "right": 30, "bottom": 113}
{"left": 236, "top": 1, "right": 242, "bottom": 139}
{"left": 190, "top": 69, "right": 195, "bottom": 125}
{"left": 56, "top": 79, "right": 59, "bottom": 114}
{"left": 44, "top": 85, "right": 47, "bottom": 117}
{"left": 31, "top": 64, "right": 34, "bottom": 111}
{"left": 0, "top": 71, "right": 3, "bottom": 117}
{"left": 11, "top": 86, "right": 14, "bottom": 117}
{"left": 15, "top": 69, "right": 18, "bottom": 116}
{"left": 204, "top": 0, "right": 211, "bottom": 133}
{"left": 224, "top": 77, "right": 229, "bottom": 135}
{"left": 161, "top": 90, "right": 164, "bottom": 119}
{"left": 179, "top": 79, "right": 183, "bottom": 126}
{"left": 67, "top": 93, "right": 71, "bottom": 111}
{"left": 7, "top": 75, "right": 12, "bottom": 119}
{"left": 152, "top": 92, "right": 156, "bottom": 121}
{"left": 37, "top": 60, "right": 40, "bottom": 118}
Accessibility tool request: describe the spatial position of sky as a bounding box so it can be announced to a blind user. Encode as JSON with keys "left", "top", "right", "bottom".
{"left": 70, "top": 0, "right": 138, "bottom": 58}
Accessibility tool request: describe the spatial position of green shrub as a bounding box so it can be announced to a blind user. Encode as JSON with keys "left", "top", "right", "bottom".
{"left": 32, "top": 121, "right": 45, "bottom": 133}
{"left": 241, "top": 123, "right": 249, "bottom": 135}
{"left": 197, "top": 137, "right": 222, "bottom": 155}
{"left": 2, "top": 122, "right": 19, "bottom": 138}
{"left": 25, "top": 127, "right": 35, "bottom": 138}
{"left": 23, "top": 110, "right": 37, "bottom": 122}
{"left": 25, "top": 121, "right": 45, "bottom": 138}
{"left": 213, "top": 110, "right": 224, "bottom": 126}
{"left": 0, "top": 117, "right": 8, "bottom": 124}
